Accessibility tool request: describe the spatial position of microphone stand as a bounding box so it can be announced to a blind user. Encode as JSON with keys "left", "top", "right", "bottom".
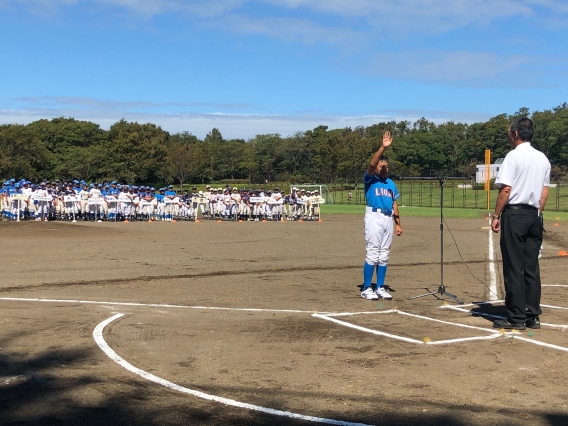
{"left": 408, "top": 177, "right": 463, "bottom": 304}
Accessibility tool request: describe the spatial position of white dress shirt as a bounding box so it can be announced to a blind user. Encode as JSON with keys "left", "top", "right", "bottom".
{"left": 495, "top": 142, "right": 551, "bottom": 208}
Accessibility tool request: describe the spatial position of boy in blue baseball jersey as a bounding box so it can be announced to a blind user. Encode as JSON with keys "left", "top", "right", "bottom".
{"left": 165, "top": 185, "right": 176, "bottom": 221}
{"left": 362, "top": 131, "right": 403, "bottom": 300}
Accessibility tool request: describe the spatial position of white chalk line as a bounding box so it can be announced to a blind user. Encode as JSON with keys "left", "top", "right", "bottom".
{"left": 542, "top": 284, "right": 568, "bottom": 288}
{"left": 487, "top": 218, "right": 499, "bottom": 301}
{"left": 332, "top": 309, "right": 568, "bottom": 351}
{"left": 314, "top": 311, "right": 501, "bottom": 346}
{"left": 442, "top": 305, "right": 500, "bottom": 316}
{"left": 540, "top": 322, "right": 568, "bottom": 329}
{"left": 0, "top": 297, "right": 330, "bottom": 315}
{"left": 324, "top": 309, "right": 498, "bottom": 334}
{"left": 9, "top": 296, "right": 568, "bottom": 352}
{"left": 397, "top": 310, "right": 499, "bottom": 334}
{"left": 428, "top": 335, "right": 502, "bottom": 345}
{"left": 94, "top": 314, "right": 371, "bottom": 426}
{"left": 322, "top": 308, "right": 568, "bottom": 351}
{"left": 514, "top": 336, "right": 568, "bottom": 353}
{"left": 542, "top": 304, "right": 568, "bottom": 311}
{"left": 312, "top": 313, "right": 423, "bottom": 344}
{"left": 324, "top": 310, "right": 398, "bottom": 317}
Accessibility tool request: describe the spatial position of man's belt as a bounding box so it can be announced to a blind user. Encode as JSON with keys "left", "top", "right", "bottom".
{"left": 369, "top": 207, "right": 392, "bottom": 216}
{"left": 504, "top": 204, "right": 537, "bottom": 211}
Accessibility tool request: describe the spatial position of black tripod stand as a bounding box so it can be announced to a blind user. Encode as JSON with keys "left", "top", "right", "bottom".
{"left": 408, "top": 177, "right": 463, "bottom": 304}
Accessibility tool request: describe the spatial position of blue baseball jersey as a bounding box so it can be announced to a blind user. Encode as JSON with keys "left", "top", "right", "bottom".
{"left": 156, "top": 194, "right": 165, "bottom": 203}
{"left": 364, "top": 172, "right": 400, "bottom": 213}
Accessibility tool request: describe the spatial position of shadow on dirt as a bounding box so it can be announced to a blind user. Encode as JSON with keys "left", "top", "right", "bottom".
{"left": 469, "top": 303, "right": 508, "bottom": 325}
{"left": 1, "top": 332, "right": 567, "bottom": 425}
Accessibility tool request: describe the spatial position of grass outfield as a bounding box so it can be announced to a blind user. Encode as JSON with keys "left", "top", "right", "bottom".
{"left": 321, "top": 203, "right": 568, "bottom": 222}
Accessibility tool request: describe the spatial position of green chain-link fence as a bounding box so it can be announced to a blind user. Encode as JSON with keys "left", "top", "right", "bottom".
{"left": 330, "top": 180, "right": 568, "bottom": 211}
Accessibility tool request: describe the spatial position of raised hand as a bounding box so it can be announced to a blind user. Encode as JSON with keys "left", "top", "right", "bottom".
{"left": 368, "top": 130, "right": 394, "bottom": 176}
{"left": 382, "top": 131, "right": 393, "bottom": 148}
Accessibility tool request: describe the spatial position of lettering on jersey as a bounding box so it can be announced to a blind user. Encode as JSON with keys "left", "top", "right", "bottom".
{"left": 375, "top": 188, "right": 394, "bottom": 198}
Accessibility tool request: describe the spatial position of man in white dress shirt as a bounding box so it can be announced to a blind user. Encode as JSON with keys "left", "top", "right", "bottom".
{"left": 491, "top": 117, "right": 551, "bottom": 330}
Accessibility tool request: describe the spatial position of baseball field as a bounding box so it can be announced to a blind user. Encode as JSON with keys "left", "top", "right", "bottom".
{"left": 1, "top": 214, "right": 568, "bottom": 425}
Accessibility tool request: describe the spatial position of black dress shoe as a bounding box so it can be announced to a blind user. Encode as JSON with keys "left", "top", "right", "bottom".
{"left": 493, "top": 319, "right": 526, "bottom": 330}
{"left": 525, "top": 317, "right": 541, "bottom": 329}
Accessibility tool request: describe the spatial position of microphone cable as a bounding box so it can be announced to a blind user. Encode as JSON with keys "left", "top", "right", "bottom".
{"left": 442, "top": 216, "right": 501, "bottom": 300}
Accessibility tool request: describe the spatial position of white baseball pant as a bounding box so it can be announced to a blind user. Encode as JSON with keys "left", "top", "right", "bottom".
{"left": 364, "top": 206, "right": 393, "bottom": 266}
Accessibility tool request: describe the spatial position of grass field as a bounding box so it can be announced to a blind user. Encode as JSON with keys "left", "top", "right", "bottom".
{"left": 321, "top": 203, "right": 568, "bottom": 222}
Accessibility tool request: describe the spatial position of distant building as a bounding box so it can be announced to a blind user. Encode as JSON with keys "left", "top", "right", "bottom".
{"left": 476, "top": 158, "right": 504, "bottom": 184}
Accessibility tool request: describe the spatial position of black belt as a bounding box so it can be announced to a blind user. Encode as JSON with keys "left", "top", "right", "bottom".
{"left": 503, "top": 204, "right": 537, "bottom": 211}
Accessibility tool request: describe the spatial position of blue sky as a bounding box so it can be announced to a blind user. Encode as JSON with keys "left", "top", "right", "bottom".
{"left": 1, "top": 0, "right": 567, "bottom": 138}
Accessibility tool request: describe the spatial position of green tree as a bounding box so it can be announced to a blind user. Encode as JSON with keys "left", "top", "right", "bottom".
{"left": 250, "top": 134, "right": 282, "bottom": 183}
{"left": 168, "top": 132, "right": 201, "bottom": 187}
{"left": 0, "top": 124, "right": 52, "bottom": 180}
{"left": 106, "top": 120, "right": 169, "bottom": 183}
{"left": 24, "top": 117, "right": 106, "bottom": 180}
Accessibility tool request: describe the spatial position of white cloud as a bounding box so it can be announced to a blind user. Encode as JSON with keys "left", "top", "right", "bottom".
{"left": 1, "top": 0, "right": 245, "bottom": 17}
{"left": 266, "top": 0, "right": 532, "bottom": 29}
{"left": 6, "top": 0, "right": 568, "bottom": 32}
{"left": 221, "top": 14, "right": 362, "bottom": 44}
{"left": 4, "top": 0, "right": 564, "bottom": 86}
{"left": 0, "top": 105, "right": 492, "bottom": 139}
{"left": 528, "top": 0, "right": 568, "bottom": 14}
{"left": 12, "top": 96, "right": 251, "bottom": 111}
{"left": 358, "top": 50, "right": 532, "bottom": 86}
{"left": 97, "top": 0, "right": 245, "bottom": 18}
{"left": 265, "top": 0, "right": 568, "bottom": 30}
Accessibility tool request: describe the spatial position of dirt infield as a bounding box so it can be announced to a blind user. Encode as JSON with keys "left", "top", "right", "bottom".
{"left": 2, "top": 216, "right": 568, "bottom": 425}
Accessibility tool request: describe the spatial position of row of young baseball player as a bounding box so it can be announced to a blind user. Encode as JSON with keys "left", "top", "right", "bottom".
{"left": 1, "top": 181, "right": 325, "bottom": 222}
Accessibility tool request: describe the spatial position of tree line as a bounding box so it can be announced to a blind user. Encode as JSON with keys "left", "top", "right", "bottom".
{"left": 1, "top": 105, "right": 567, "bottom": 186}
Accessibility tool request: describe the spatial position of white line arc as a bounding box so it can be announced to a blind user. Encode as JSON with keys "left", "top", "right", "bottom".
{"left": 93, "top": 314, "right": 372, "bottom": 426}
{"left": 0, "top": 297, "right": 326, "bottom": 314}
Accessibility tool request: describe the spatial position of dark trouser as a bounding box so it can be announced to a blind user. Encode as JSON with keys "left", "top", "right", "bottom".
{"left": 500, "top": 208, "right": 543, "bottom": 324}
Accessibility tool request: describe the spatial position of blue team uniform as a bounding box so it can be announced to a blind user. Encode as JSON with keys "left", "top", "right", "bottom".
{"left": 364, "top": 172, "right": 400, "bottom": 214}
{"left": 362, "top": 171, "right": 400, "bottom": 297}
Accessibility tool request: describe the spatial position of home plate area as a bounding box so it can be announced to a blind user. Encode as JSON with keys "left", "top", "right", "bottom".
{"left": 314, "top": 295, "right": 568, "bottom": 353}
